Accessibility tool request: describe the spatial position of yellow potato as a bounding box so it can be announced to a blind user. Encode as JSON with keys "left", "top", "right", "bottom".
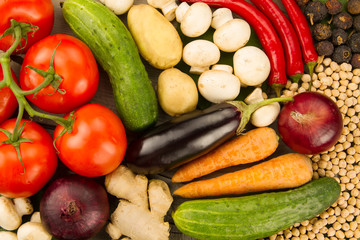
{"left": 127, "top": 4, "right": 183, "bottom": 69}
{"left": 157, "top": 68, "right": 198, "bottom": 116}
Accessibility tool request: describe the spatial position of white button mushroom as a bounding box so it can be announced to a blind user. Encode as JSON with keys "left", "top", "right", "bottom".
{"left": 213, "top": 19, "right": 251, "bottom": 52}
{"left": 17, "top": 222, "right": 52, "bottom": 240}
{"left": 211, "top": 64, "right": 233, "bottom": 73}
{"left": 183, "top": 39, "right": 221, "bottom": 74}
{"left": 29, "top": 211, "right": 41, "bottom": 223}
{"left": 233, "top": 46, "right": 271, "bottom": 86}
{"left": 0, "top": 196, "right": 33, "bottom": 231}
{"left": 175, "top": 2, "right": 190, "bottom": 22}
{"left": 179, "top": 2, "right": 212, "bottom": 37}
{"left": 211, "top": 8, "right": 233, "bottom": 29}
{"left": 99, "top": 0, "right": 134, "bottom": 15}
{"left": 198, "top": 69, "right": 241, "bottom": 103}
{"left": 0, "top": 231, "right": 17, "bottom": 240}
{"left": 147, "top": 0, "right": 178, "bottom": 21}
{"left": 211, "top": 8, "right": 251, "bottom": 52}
{"left": 244, "top": 87, "right": 280, "bottom": 127}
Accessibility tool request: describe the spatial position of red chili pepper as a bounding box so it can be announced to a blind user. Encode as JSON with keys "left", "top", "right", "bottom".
{"left": 180, "top": 0, "right": 287, "bottom": 96}
{"left": 250, "top": 0, "right": 304, "bottom": 83}
{"left": 280, "top": 0, "right": 318, "bottom": 78}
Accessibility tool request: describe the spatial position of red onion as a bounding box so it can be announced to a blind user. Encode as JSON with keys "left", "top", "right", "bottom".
{"left": 40, "top": 175, "right": 109, "bottom": 240}
{"left": 278, "top": 92, "right": 343, "bottom": 155}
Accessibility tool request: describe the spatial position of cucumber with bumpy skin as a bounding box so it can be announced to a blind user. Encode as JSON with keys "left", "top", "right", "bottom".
{"left": 173, "top": 177, "right": 340, "bottom": 240}
{"left": 62, "top": 0, "right": 158, "bottom": 132}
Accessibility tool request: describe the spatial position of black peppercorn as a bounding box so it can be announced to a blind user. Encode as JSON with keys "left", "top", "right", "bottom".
{"left": 296, "top": 0, "right": 311, "bottom": 7}
{"left": 326, "top": 0, "right": 343, "bottom": 15}
{"left": 350, "top": 53, "right": 360, "bottom": 68}
{"left": 348, "top": 32, "right": 360, "bottom": 53}
{"left": 316, "top": 40, "right": 335, "bottom": 56}
{"left": 332, "top": 45, "right": 353, "bottom": 63}
{"left": 313, "top": 23, "right": 333, "bottom": 41}
{"left": 304, "top": 1, "right": 328, "bottom": 24}
{"left": 332, "top": 28, "right": 348, "bottom": 45}
{"left": 354, "top": 15, "right": 360, "bottom": 32}
{"left": 333, "top": 12, "right": 353, "bottom": 30}
{"left": 347, "top": 0, "right": 360, "bottom": 15}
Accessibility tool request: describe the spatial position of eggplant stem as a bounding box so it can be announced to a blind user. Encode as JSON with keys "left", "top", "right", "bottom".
{"left": 228, "top": 96, "right": 293, "bottom": 135}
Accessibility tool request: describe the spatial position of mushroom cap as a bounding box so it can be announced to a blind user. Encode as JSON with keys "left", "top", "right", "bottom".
{"left": 250, "top": 102, "right": 281, "bottom": 127}
{"left": 244, "top": 87, "right": 264, "bottom": 104}
{"left": 176, "top": 2, "right": 190, "bottom": 22}
{"left": 183, "top": 40, "right": 221, "bottom": 67}
{"left": 211, "top": 64, "right": 233, "bottom": 73}
{"left": 161, "top": 1, "right": 178, "bottom": 21}
{"left": 198, "top": 69, "right": 241, "bottom": 103}
{"left": 17, "top": 222, "right": 52, "bottom": 240}
{"left": 213, "top": 19, "right": 251, "bottom": 52}
{"left": 211, "top": 8, "right": 233, "bottom": 29}
{"left": 147, "top": 0, "right": 172, "bottom": 8}
{"left": 0, "top": 231, "right": 17, "bottom": 240}
{"left": 104, "top": 0, "right": 134, "bottom": 15}
{"left": 233, "top": 46, "right": 271, "bottom": 86}
{"left": 180, "top": 2, "right": 212, "bottom": 37}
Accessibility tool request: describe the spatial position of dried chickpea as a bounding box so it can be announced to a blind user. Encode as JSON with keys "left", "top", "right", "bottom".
{"left": 327, "top": 227, "right": 336, "bottom": 237}
{"left": 315, "top": 233, "right": 324, "bottom": 240}
{"left": 323, "top": 58, "right": 332, "bottom": 66}
{"left": 299, "top": 235, "right": 308, "bottom": 240}
{"left": 316, "top": 64, "right": 324, "bottom": 73}
{"left": 330, "top": 61, "right": 340, "bottom": 71}
{"left": 272, "top": 57, "right": 360, "bottom": 240}
{"left": 350, "top": 221, "right": 358, "bottom": 231}
{"left": 307, "top": 231, "right": 315, "bottom": 240}
{"left": 335, "top": 230, "right": 345, "bottom": 238}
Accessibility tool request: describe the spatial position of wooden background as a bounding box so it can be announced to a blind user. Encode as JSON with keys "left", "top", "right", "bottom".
{"left": 8, "top": 0, "right": 291, "bottom": 239}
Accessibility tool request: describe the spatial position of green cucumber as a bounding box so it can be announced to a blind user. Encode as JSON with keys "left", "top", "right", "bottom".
{"left": 62, "top": 0, "right": 158, "bottom": 132}
{"left": 172, "top": 177, "right": 340, "bottom": 240}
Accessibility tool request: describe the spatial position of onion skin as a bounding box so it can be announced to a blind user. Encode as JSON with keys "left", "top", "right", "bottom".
{"left": 278, "top": 92, "right": 343, "bottom": 155}
{"left": 40, "top": 175, "right": 109, "bottom": 240}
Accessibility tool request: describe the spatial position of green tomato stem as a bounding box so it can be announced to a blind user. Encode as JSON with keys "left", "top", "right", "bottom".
{"left": 0, "top": 21, "right": 73, "bottom": 133}
{"left": 1, "top": 22, "right": 22, "bottom": 58}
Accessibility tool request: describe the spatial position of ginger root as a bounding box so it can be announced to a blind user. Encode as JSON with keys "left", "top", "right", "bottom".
{"left": 105, "top": 165, "right": 173, "bottom": 240}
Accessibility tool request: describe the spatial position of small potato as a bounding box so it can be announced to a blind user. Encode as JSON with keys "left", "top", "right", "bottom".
{"left": 157, "top": 68, "right": 198, "bottom": 116}
{"left": 127, "top": 4, "right": 182, "bottom": 69}
{"left": 233, "top": 46, "right": 270, "bottom": 86}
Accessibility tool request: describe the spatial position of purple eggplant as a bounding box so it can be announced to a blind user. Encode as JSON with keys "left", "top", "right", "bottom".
{"left": 125, "top": 97, "right": 293, "bottom": 174}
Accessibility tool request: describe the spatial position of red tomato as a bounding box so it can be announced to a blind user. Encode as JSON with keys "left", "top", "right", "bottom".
{"left": 0, "top": 0, "right": 54, "bottom": 54}
{"left": 53, "top": 104, "right": 127, "bottom": 177}
{"left": 0, "top": 119, "right": 58, "bottom": 198}
{"left": 0, "top": 68, "right": 18, "bottom": 124}
{"left": 20, "top": 34, "right": 99, "bottom": 114}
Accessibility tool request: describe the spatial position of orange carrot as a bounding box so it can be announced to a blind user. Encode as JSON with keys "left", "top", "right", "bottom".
{"left": 172, "top": 127, "right": 279, "bottom": 183}
{"left": 173, "top": 153, "right": 313, "bottom": 198}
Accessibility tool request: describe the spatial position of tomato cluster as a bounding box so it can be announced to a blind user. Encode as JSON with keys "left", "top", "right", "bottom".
{"left": 0, "top": 0, "right": 127, "bottom": 198}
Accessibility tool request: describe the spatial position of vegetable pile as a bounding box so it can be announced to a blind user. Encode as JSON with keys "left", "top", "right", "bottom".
{"left": 0, "top": 0, "right": 358, "bottom": 239}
